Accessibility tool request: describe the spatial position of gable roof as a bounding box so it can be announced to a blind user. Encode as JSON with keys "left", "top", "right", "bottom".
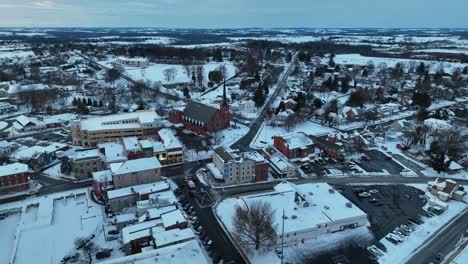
{"left": 183, "top": 101, "right": 218, "bottom": 123}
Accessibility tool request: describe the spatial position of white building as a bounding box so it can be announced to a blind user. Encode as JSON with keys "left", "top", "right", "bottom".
{"left": 116, "top": 57, "right": 149, "bottom": 67}
{"left": 225, "top": 181, "right": 368, "bottom": 245}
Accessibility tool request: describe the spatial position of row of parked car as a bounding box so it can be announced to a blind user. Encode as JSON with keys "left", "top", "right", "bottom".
{"left": 176, "top": 187, "right": 222, "bottom": 264}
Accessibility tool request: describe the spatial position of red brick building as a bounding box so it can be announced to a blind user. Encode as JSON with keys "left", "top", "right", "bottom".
{"left": 0, "top": 163, "right": 30, "bottom": 194}
{"left": 244, "top": 152, "right": 269, "bottom": 181}
{"left": 169, "top": 84, "right": 230, "bottom": 136}
{"left": 273, "top": 133, "right": 315, "bottom": 161}
{"left": 92, "top": 170, "right": 113, "bottom": 198}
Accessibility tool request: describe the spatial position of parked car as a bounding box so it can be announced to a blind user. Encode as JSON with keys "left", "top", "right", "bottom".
{"left": 107, "top": 230, "right": 118, "bottom": 235}
{"left": 107, "top": 235, "right": 118, "bottom": 241}
{"left": 96, "top": 250, "right": 111, "bottom": 259}
{"left": 433, "top": 253, "right": 444, "bottom": 263}
{"left": 396, "top": 144, "right": 409, "bottom": 151}
{"left": 361, "top": 155, "right": 370, "bottom": 161}
{"left": 358, "top": 192, "right": 371, "bottom": 198}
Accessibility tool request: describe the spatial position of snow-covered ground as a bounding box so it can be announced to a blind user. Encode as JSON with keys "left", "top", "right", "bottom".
{"left": 123, "top": 61, "right": 236, "bottom": 86}
{"left": 43, "top": 163, "right": 76, "bottom": 180}
{"left": 0, "top": 188, "right": 105, "bottom": 264}
{"left": 211, "top": 123, "right": 249, "bottom": 148}
{"left": 0, "top": 50, "right": 34, "bottom": 59}
{"left": 329, "top": 53, "right": 466, "bottom": 73}
{"left": 377, "top": 184, "right": 468, "bottom": 264}
{"left": 251, "top": 121, "right": 335, "bottom": 149}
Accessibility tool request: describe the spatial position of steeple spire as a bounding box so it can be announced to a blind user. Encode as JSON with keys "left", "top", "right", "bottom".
{"left": 222, "top": 80, "right": 228, "bottom": 107}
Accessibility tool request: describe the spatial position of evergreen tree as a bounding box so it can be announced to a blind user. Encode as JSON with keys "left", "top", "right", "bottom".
{"left": 87, "top": 98, "right": 92, "bottom": 106}
{"left": 253, "top": 85, "right": 265, "bottom": 107}
{"left": 72, "top": 97, "right": 78, "bottom": 106}
{"left": 93, "top": 100, "right": 98, "bottom": 107}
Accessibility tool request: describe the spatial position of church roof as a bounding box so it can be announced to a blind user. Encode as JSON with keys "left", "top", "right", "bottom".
{"left": 183, "top": 101, "right": 219, "bottom": 123}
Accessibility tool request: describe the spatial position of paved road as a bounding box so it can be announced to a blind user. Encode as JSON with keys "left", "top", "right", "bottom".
{"left": 231, "top": 53, "right": 297, "bottom": 150}
{"left": 406, "top": 208, "right": 468, "bottom": 264}
{"left": 181, "top": 179, "right": 246, "bottom": 264}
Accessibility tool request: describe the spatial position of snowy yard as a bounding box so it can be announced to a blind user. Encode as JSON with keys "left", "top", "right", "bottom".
{"left": 211, "top": 123, "right": 249, "bottom": 148}
{"left": 0, "top": 189, "right": 105, "bottom": 264}
{"left": 124, "top": 61, "right": 237, "bottom": 86}
{"left": 43, "top": 163, "right": 76, "bottom": 180}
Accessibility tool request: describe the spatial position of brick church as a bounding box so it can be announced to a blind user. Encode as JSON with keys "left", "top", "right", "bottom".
{"left": 169, "top": 84, "right": 230, "bottom": 135}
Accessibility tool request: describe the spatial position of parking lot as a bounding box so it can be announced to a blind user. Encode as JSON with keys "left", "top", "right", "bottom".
{"left": 304, "top": 184, "right": 427, "bottom": 264}
{"left": 356, "top": 149, "right": 404, "bottom": 175}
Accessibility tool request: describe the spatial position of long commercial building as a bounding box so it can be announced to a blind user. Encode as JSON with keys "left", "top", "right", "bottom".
{"left": 71, "top": 111, "right": 162, "bottom": 147}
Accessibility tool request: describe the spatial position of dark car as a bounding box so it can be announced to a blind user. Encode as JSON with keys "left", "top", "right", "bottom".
{"left": 96, "top": 250, "right": 111, "bottom": 259}
{"left": 107, "top": 230, "right": 118, "bottom": 235}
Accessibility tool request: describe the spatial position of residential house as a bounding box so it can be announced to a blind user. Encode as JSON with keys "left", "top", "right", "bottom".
{"left": 427, "top": 178, "right": 466, "bottom": 202}
{"left": 273, "top": 132, "right": 315, "bottom": 162}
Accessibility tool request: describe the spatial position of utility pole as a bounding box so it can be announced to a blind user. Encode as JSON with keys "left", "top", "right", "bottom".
{"left": 281, "top": 209, "right": 285, "bottom": 264}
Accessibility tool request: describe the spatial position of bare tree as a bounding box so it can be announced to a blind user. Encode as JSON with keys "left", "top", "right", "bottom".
{"left": 73, "top": 237, "right": 97, "bottom": 264}
{"left": 218, "top": 64, "right": 228, "bottom": 81}
{"left": 163, "top": 67, "right": 177, "bottom": 82}
{"left": 233, "top": 200, "right": 276, "bottom": 250}
{"left": 196, "top": 65, "right": 204, "bottom": 88}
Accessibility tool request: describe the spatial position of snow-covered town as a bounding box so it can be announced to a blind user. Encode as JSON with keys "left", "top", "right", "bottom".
{"left": 1, "top": 2, "right": 468, "bottom": 264}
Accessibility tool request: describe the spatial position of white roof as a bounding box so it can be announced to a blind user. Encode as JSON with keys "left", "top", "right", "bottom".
{"left": 121, "top": 220, "right": 162, "bottom": 244}
{"left": 77, "top": 110, "right": 161, "bottom": 132}
{"left": 16, "top": 115, "right": 42, "bottom": 127}
{"left": 122, "top": 137, "right": 141, "bottom": 152}
{"left": 238, "top": 181, "right": 367, "bottom": 235}
{"left": 92, "top": 170, "right": 112, "bottom": 183}
{"left": 113, "top": 157, "right": 161, "bottom": 175}
{"left": 74, "top": 148, "right": 101, "bottom": 161}
{"left": 146, "top": 205, "right": 177, "bottom": 220}
{"left": 279, "top": 132, "right": 313, "bottom": 149}
{"left": 207, "top": 163, "right": 223, "bottom": 180}
{"left": 161, "top": 210, "right": 186, "bottom": 228}
{"left": 107, "top": 181, "right": 169, "bottom": 200}
{"left": 97, "top": 141, "right": 127, "bottom": 163}
{"left": 153, "top": 228, "right": 195, "bottom": 248}
{"left": 244, "top": 151, "right": 265, "bottom": 162}
{"left": 99, "top": 240, "right": 209, "bottom": 264}
{"left": 11, "top": 143, "right": 67, "bottom": 160}
{"left": 43, "top": 113, "right": 78, "bottom": 124}
{"left": 158, "top": 128, "right": 183, "bottom": 150}
{"left": 0, "top": 162, "right": 28, "bottom": 177}
{"left": 269, "top": 153, "right": 294, "bottom": 172}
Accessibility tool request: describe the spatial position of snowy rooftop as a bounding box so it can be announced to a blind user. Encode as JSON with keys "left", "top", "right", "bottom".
{"left": 0, "top": 162, "right": 28, "bottom": 177}
{"left": 97, "top": 141, "right": 127, "bottom": 163}
{"left": 158, "top": 128, "right": 183, "bottom": 150}
{"left": 123, "top": 137, "right": 141, "bottom": 152}
{"left": 239, "top": 181, "right": 367, "bottom": 234}
{"left": 100, "top": 240, "right": 208, "bottom": 264}
{"left": 107, "top": 181, "right": 169, "bottom": 200}
{"left": 74, "top": 148, "right": 101, "bottom": 161}
{"left": 12, "top": 143, "right": 67, "bottom": 160}
{"left": 92, "top": 170, "right": 112, "bottom": 183}
{"left": 278, "top": 132, "right": 314, "bottom": 149}
{"left": 161, "top": 210, "right": 186, "bottom": 228}
{"left": 153, "top": 228, "right": 195, "bottom": 248}
{"left": 207, "top": 162, "right": 223, "bottom": 180}
{"left": 146, "top": 205, "right": 177, "bottom": 220}
{"left": 269, "top": 153, "right": 295, "bottom": 172}
{"left": 244, "top": 151, "right": 266, "bottom": 162}
{"left": 77, "top": 110, "right": 161, "bottom": 131}
{"left": 113, "top": 157, "right": 161, "bottom": 175}
{"left": 121, "top": 219, "right": 161, "bottom": 244}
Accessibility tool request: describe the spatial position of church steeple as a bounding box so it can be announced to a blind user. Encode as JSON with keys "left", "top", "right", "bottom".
{"left": 222, "top": 80, "right": 228, "bottom": 107}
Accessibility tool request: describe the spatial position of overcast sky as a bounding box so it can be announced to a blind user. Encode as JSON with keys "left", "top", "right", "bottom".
{"left": 0, "top": 0, "right": 467, "bottom": 28}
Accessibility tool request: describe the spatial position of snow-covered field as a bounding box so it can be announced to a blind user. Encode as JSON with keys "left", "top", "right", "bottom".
{"left": 228, "top": 35, "right": 323, "bottom": 43}
{"left": 330, "top": 53, "right": 466, "bottom": 73}
{"left": 0, "top": 189, "right": 104, "bottom": 264}
{"left": 124, "top": 61, "right": 236, "bottom": 85}
{"left": 251, "top": 121, "right": 335, "bottom": 149}
{"left": 0, "top": 50, "right": 34, "bottom": 59}
{"left": 377, "top": 185, "right": 468, "bottom": 264}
